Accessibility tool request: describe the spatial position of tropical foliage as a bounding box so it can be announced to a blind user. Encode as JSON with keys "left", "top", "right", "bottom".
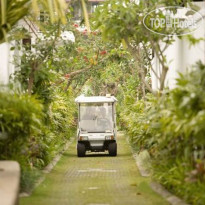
{"left": 0, "top": 88, "right": 76, "bottom": 192}
{"left": 120, "top": 62, "right": 205, "bottom": 205}
{"left": 1, "top": 0, "right": 205, "bottom": 204}
{"left": 1, "top": 9, "right": 131, "bottom": 191}
{"left": 0, "top": 0, "right": 68, "bottom": 43}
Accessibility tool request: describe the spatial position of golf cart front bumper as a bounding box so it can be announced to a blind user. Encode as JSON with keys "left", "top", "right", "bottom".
{"left": 78, "top": 133, "right": 115, "bottom": 151}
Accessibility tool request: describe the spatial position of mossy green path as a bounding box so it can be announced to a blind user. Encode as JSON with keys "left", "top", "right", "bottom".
{"left": 20, "top": 133, "right": 169, "bottom": 205}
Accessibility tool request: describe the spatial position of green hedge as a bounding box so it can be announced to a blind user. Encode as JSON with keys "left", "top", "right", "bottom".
{"left": 0, "top": 92, "right": 43, "bottom": 160}
{"left": 120, "top": 61, "right": 205, "bottom": 205}
{"left": 0, "top": 90, "right": 76, "bottom": 192}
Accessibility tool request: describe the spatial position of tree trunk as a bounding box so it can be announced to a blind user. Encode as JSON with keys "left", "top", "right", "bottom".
{"left": 159, "top": 66, "right": 168, "bottom": 91}
{"left": 81, "top": 0, "right": 91, "bottom": 33}
{"left": 28, "top": 61, "right": 38, "bottom": 95}
{"left": 123, "top": 38, "right": 155, "bottom": 95}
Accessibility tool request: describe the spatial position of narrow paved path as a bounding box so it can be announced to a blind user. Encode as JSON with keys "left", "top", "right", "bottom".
{"left": 20, "top": 133, "right": 168, "bottom": 205}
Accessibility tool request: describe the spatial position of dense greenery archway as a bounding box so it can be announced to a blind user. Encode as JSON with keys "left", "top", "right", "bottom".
{"left": 0, "top": 1, "right": 205, "bottom": 204}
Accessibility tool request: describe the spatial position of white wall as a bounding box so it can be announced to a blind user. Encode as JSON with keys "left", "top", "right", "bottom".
{"left": 151, "top": 1, "right": 205, "bottom": 90}
{"left": 0, "top": 19, "right": 38, "bottom": 86}
{"left": 0, "top": 43, "right": 10, "bottom": 84}
{"left": 0, "top": 18, "right": 75, "bottom": 86}
{"left": 0, "top": 43, "right": 16, "bottom": 85}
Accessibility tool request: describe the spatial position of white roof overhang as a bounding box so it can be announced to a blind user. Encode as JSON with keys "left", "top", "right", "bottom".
{"left": 75, "top": 96, "right": 117, "bottom": 103}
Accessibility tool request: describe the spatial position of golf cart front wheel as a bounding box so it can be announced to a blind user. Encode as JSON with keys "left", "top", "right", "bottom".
{"left": 77, "top": 143, "right": 86, "bottom": 157}
{"left": 108, "top": 142, "right": 117, "bottom": 156}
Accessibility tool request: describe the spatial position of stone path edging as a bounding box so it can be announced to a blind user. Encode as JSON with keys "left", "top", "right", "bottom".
{"left": 126, "top": 135, "right": 189, "bottom": 205}
{"left": 150, "top": 182, "right": 189, "bottom": 205}
{"left": 132, "top": 152, "right": 151, "bottom": 177}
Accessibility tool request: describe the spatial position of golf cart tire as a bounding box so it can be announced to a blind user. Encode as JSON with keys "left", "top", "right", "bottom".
{"left": 77, "top": 143, "right": 86, "bottom": 157}
{"left": 108, "top": 142, "right": 117, "bottom": 156}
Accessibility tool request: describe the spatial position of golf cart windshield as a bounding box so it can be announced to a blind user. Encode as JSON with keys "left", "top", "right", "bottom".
{"left": 79, "top": 103, "right": 113, "bottom": 133}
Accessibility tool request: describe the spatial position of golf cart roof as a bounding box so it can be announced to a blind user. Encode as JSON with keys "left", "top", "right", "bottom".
{"left": 75, "top": 95, "right": 117, "bottom": 103}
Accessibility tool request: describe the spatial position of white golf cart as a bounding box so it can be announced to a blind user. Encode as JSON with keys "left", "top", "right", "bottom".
{"left": 75, "top": 95, "right": 117, "bottom": 157}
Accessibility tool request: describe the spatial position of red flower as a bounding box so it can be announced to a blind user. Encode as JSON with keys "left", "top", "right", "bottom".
{"left": 65, "top": 74, "right": 70, "bottom": 79}
{"left": 100, "top": 50, "right": 107, "bottom": 55}
{"left": 83, "top": 56, "right": 88, "bottom": 62}
{"left": 92, "top": 31, "right": 97, "bottom": 35}
{"left": 82, "top": 31, "right": 87, "bottom": 35}
{"left": 77, "top": 47, "right": 83, "bottom": 53}
{"left": 73, "top": 23, "right": 79, "bottom": 28}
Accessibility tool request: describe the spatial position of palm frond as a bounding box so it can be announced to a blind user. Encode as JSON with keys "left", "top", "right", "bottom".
{"left": 0, "top": 0, "right": 68, "bottom": 44}
{"left": 0, "top": 0, "right": 29, "bottom": 43}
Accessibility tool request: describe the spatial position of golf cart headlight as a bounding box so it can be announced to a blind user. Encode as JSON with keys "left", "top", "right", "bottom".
{"left": 79, "top": 136, "right": 88, "bottom": 141}
{"left": 105, "top": 136, "right": 114, "bottom": 140}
